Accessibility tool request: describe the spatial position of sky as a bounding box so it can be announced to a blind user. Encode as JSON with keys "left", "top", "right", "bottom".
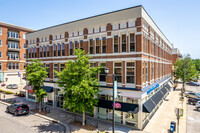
{"left": 1, "top": 0, "right": 200, "bottom": 59}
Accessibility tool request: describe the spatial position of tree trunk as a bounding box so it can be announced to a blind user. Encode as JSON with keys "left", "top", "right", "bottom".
{"left": 82, "top": 111, "right": 85, "bottom": 126}
{"left": 39, "top": 101, "right": 42, "bottom": 112}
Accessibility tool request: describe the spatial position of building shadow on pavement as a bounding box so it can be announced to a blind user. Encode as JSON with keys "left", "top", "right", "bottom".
{"left": 33, "top": 122, "right": 65, "bottom": 133}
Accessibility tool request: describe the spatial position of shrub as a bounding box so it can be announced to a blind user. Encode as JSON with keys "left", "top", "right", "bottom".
{"left": 5, "top": 91, "right": 14, "bottom": 94}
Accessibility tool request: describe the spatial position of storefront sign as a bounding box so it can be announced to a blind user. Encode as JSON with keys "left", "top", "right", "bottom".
{"left": 147, "top": 84, "right": 159, "bottom": 95}
{"left": 44, "top": 97, "right": 47, "bottom": 103}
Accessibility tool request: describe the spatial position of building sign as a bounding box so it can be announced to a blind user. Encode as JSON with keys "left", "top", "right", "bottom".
{"left": 147, "top": 84, "right": 159, "bottom": 95}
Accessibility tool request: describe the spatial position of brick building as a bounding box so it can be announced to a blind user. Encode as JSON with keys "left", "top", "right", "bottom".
{"left": 26, "top": 5, "right": 174, "bottom": 129}
{"left": 0, "top": 22, "right": 34, "bottom": 84}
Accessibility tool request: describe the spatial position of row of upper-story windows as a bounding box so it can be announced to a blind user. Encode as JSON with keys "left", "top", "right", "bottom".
{"left": 8, "top": 41, "right": 19, "bottom": 49}
{"left": 8, "top": 31, "right": 19, "bottom": 38}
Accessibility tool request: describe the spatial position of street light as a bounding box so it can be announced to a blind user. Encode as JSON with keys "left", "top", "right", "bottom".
{"left": 104, "top": 68, "right": 116, "bottom": 133}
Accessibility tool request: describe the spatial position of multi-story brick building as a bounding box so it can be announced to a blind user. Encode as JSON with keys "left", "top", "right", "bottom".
{"left": 0, "top": 22, "right": 34, "bottom": 84}
{"left": 26, "top": 5, "right": 174, "bottom": 129}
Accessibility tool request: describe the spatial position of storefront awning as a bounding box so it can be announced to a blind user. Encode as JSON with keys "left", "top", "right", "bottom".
{"left": 143, "top": 99, "right": 156, "bottom": 113}
{"left": 43, "top": 86, "right": 53, "bottom": 93}
{"left": 23, "top": 84, "right": 32, "bottom": 90}
{"left": 161, "top": 87, "right": 167, "bottom": 95}
{"left": 151, "top": 91, "right": 164, "bottom": 105}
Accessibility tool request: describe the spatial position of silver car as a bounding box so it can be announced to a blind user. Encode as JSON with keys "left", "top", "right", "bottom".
{"left": 6, "top": 84, "right": 18, "bottom": 89}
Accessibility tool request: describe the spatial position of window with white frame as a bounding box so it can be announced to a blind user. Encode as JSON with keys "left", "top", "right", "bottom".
{"left": 96, "top": 38, "right": 100, "bottom": 54}
{"left": 69, "top": 42, "right": 73, "bottom": 55}
{"left": 8, "top": 63, "right": 19, "bottom": 70}
{"left": 95, "top": 28, "right": 99, "bottom": 33}
{"left": 40, "top": 46, "right": 43, "bottom": 57}
{"left": 23, "top": 33, "right": 26, "bottom": 39}
{"left": 74, "top": 32, "right": 78, "bottom": 36}
{"left": 114, "top": 35, "right": 118, "bottom": 53}
{"left": 8, "top": 41, "right": 19, "bottom": 49}
{"left": 75, "top": 41, "right": 78, "bottom": 49}
{"left": 8, "top": 52, "right": 19, "bottom": 60}
{"left": 62, "top": 43, "right": 65, "bottom": 56}
{"left": 23, "top": 53, "right": 26, "bottom": 59}
{"left": 23, "top": 43, "right": 26, "bottom": 48}
{"left": 151, "top": 42, "right": 154, "bottom": 55}
{"left": 101, "top": 26, "right": 106, "bottom": 32}
{"left": 128, "top": 20, "right": 135, "bottom": 27}
{"left": 8, "top": 31, "right": 19, "bottom": 38}
{"left": 79, "top": 31, "right": 83, "bottom": 36}
{"left": 143, "top": 61, "right": 145, "bottom": 83}
{"left": 120, "top": 22, "right": 126, "bottom": 29}
{"left": 28, "top": 48, "right": 31, "bottom": 58}
{"left": 57, "top": 35, "right": 60, "bottom": 39}
{"left": 122, "top": 34, "right": 126, "bottom": 52}
{"left": 57, "top": 43, "right": 61, "bottom": 56}
{"left": 126, "top": 62, "right": 135, "bottom": 84}
{"left": 114, "top": 62, "right": 122, "bottom": 83}
{"left": 113, "top": 24, "right": 119, "bottom": 30}
{"left": 130, "top": 33, "right": 135, "bottom": 52}
{"left": 0, "top": 28, "right": 2, "bottom": 35}
{"left": 88, "top": 28, "right": 93, "bottom": 34}
{"left": 47, "top": 45, "right": 49, "bottom": 57}
{"left": 31, "top": 47, "right": 34, "bottom": 58}
{"left": 99, "top": 63, "right": 106, "bottom": 82}
{"left": 53, "top": 64, "right": 58, "bottom": 78}
{"left": 80, "top": 40, "right": 83, "bottom": 51}
{"left": 43, "top": 46, "right": 46, "bottom": 57}
{"left": 102, "top": 37, "right": 106, "bottom": 53}
{"left": 60, "top": 64, "right": 65, "bottom": 72}
{"left": 146, "top": 62, "right": 148, "bottom": 82}
{"left": 53, "top": 44, "right": 56, "bottom": 56}
{"left": 89, "top": 39, "right": 94, "bottom": 54}
{"left": 0, "top": 40, "right": 2, "bottom": 46}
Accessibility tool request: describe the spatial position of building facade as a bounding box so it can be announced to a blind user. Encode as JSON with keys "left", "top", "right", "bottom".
{"left": 0, "top": 22, "right": 34, "bottom": 84}
{"left": 26, "top": 6, "right": 174, "bottom": 129}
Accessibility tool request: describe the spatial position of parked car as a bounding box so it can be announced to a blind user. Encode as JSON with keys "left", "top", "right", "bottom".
{"left": 6, "top": 84, "right": 18, "bottom": 89}
{"left": 6, "top": 103, "right": 29, "bottom": 116}
{"left": 195, "top": 101, "right": 200, "bottom": 111}
{"left": 185, "top": 92, "right": 200, "bottom": 98}
{"left": 188, "top": 97, "right": 200, "bottom": 105}
{"left": 1, "top": 83, "right": 6, "bottom": 87}
{"left": 186, "top": 81, "right": 200, "bottom": 86}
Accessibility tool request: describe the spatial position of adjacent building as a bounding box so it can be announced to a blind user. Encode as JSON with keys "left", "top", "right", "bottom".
{"left": 0, "top": 22, "right": 34, "bottom": 84}
{"left": 26, "top": 5, "right": 174, "bottom": 129}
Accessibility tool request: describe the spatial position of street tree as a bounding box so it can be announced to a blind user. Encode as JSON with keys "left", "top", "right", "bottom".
{"left": 56, "top": 49, "right": 100, "bottom": 125}
{"left": 174, "top": 54, "right": 198, "bottom": 90}
{"left": 25, "top": 59, "right": 48, "bottom": 112}
{"left": 192, "top": 59, "right": 200, "bottom": 72}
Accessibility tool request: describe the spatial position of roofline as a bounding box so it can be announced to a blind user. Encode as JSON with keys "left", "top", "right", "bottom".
{"left": 27, "top": 5, "right": 142, "bottom": 34}
{"left": 140, "top": 6, "right": 172, "bottom": 47}
{"left": 0, "top": 22, "right": 34, "bottom": 32}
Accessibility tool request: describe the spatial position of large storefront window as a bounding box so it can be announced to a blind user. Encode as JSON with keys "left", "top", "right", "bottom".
{"left": 28, "top": 92, "right": 36, "bottom": 102}
{"left": 99, "top": 63, "right": 106, "bottom": 82}
{"left": 46, "top": 92, "right": 53, "bottom": 106}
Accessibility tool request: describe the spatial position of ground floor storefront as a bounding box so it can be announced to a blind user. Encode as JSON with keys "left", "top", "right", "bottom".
{"left": 0, "top": 71, "right": 25, "bottom": 85}
{"left": 24, "top": 77, "right": 173, "bottom": 130}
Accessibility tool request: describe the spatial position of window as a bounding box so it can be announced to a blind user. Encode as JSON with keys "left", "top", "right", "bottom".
{"left": 102, "top": 37, "right": 106, "bottom": 53}
{"left": 0, "top": 51, "right": 1, "bottom": 58}
{"left": 16, "top": 63, "right": 19, "bottom": 69}
{"left": 60, "top": 64, "right": 65, "bottom": 72}
{"left": 47, "top": 45, "right": 49, "bottom": 57}
{"left": 89, "top": 39, "right": 93, "bottom": 54}
{"left": 23, "top": 53, "right": 26, "bottom": 59}
{"left": 146, "top": 62, "right": 148, "bottom": 82}
{"left": 69, "top": 42, "right": 73, "bottom": 55}
{"left": 28, "top": 48, "right": 31, "bottom": 58}
{"left": 75, "top": 41, "right": 78, "bottom": 49}
{"left": 143, "top": 62, "right": 145, "bottom": 83}
{"left": 23, "top": 33, "right": 26, "bottom": 39}
{"left": 24, "top": 63, "right": 26, "bottom": 69}
{"left": 23, "top": 43, "right": 26, "bottom": 48}
{"left": 53, "top": 64, "right": 58, "bottom": 78}
{"left": 31, "top": 47, "right": 34, "bottom": 58}
{"left": 0, "top": 40, "right": 2, "bottom": 46}
{"left": 57, "top": 43, "right": 61, "bottom": 56}
{"left": 34, "top": 47, "right": 37, "bottom": 58}
{"left": 45, "top": 64, "right": 49, "bottom": 78}
{"left": 126, "top": 62, "right": 135, "bottom": 84}
{"left": 8, "top": 31, "right": 19, "bottom": 39}
{"left": 8, "top": 63, "right": 19, "bottom": 70}
{"left": 80, "top": 40, "right": 83, "bottom": 51}
{"left": 8, "top": 52, "right": 19, "bottom": 60}
{"left": 143, "top": 37, "right": 146, "bottom": 53}
{"left": 151, "top": 42, "right": 154, "bottom": 55}
{"left": 130, "top": 33, "right": 135, "bottom": 52}
{"left": 122, "top": 35, "right": 126, "bottom": 52}
{"left": 8, "top": 63, "right": 11, "bottom": 69}
{"left": 62, "top": 43, "right": 65, "bottom": 56}
{"left": 0, "top": 28, "right": 2, "bottom": 35}
{"left": 40, "top": 46, "right": 43, "bottom": 57}
{"left": 0, "top": 63, "right": 1, "bottom": 70}
{"left": 99, "top": 63, "right": 106, "bottom": 82}
{"left": 90, "top": 63, "right": 96, "bottom": 67}
{"left": 114, "top": 35, "right": 118, "bottom": 53}
{"left": 114, "top": 63, "right": 122, "bottom": 83}
{"left": 43, "top": 46, "right": 46, "bottom": 57}
{"left": 53, "top": 44, "right": 56, "bottom": 56}
{"left": 96, "top": 38, "right": 100, "bottom": 54}
{"left": 8, "top": 42, "right": 19, "bottom": 49}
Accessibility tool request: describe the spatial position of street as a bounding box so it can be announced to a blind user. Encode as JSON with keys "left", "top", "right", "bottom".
{"left": 0, "top": 103, "right": 65, "bottom": 133}
{"left": 185, "top": 84, "right": 200, "bottom": 133}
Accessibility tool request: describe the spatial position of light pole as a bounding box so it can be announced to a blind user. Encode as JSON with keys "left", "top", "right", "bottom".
{"left": 104, "top": 68, "right": 116, "bottom": 133}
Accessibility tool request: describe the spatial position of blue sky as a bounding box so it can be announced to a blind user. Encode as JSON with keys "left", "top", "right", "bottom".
{"left": 1, "top": 0, "right": 199, "bottom": 58}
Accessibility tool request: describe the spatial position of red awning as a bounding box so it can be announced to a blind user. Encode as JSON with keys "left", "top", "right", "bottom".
{"left": 23, "top": 84, "right": 32, "bottom": 90}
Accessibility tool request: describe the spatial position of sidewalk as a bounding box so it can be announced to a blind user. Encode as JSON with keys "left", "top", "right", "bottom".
{"left": 138, "top": 83, "right": 186, "bottom": 133}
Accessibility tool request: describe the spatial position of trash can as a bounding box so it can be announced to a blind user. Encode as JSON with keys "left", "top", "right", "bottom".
{"left": 170, "top": 121, "right": 176, "bottom": 132}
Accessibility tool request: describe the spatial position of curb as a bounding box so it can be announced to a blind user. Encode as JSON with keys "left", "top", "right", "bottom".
{"left": 0, "top": 100, "right": 70, "bottom": 133}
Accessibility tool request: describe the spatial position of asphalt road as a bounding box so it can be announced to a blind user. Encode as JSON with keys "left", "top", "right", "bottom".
{"left": 185, "top": 84, "right": 200, "bottom": 133}
{"left": 0, "top": 103, "right": 65, "bottom": 133}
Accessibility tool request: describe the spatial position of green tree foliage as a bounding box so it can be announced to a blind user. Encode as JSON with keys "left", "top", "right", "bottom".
{"left": 56, "top": 49, "right": 100, "bottom": 125}
{"left": 25, "top": 59, "right": 48, "bottom": 112}
{"left": 174, "top": 54, "right": 198, "bottom": 82}
{"left": 192, "top": 59, "right": 200, "bottom": 72}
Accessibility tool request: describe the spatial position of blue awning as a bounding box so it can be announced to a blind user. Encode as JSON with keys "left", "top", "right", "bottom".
{"left": 43, "top": 86, "right": 53, "bottom": 93}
